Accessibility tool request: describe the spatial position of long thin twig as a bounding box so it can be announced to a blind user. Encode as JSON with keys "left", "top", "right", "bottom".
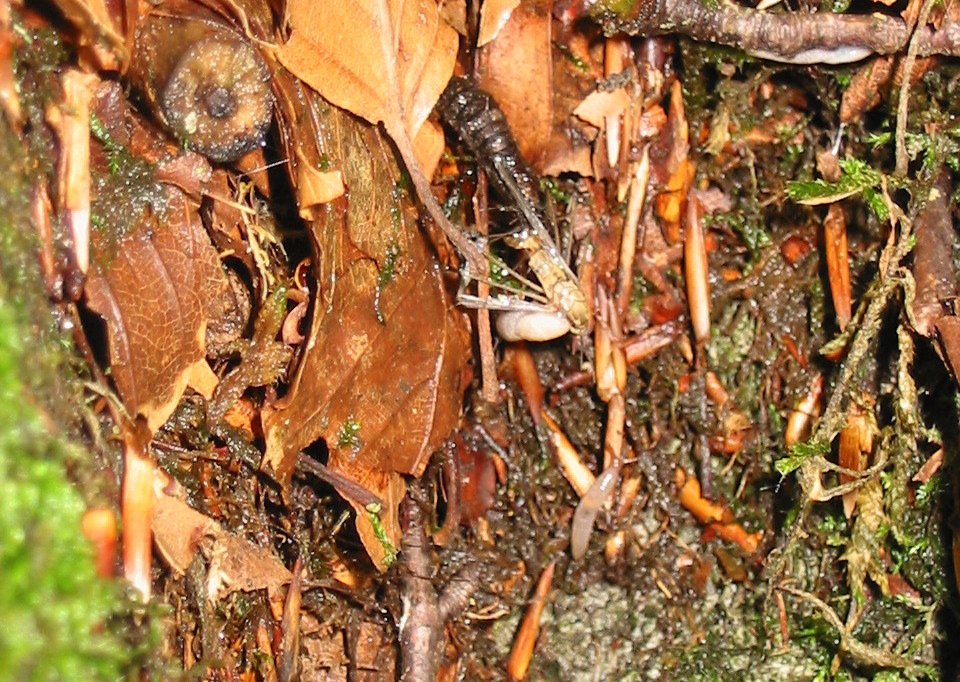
{"left": 598, "top": 0, "right": 960, "bottom": 62}
{"left": 473, "top": 171, "right": 500, "bottom": 404}
{"left": 779, "top": 586, "right": 917, "bottom": 671}
{"left": 296, "top": 454, "right": 383, "bottom": 509}
{"left": 895, "top": 0, "right": 936, "bottom": 177}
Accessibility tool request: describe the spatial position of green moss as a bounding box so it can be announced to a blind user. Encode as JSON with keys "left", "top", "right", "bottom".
{"left": 374, "top": 239, "right": 402, "bottom": 323}
{"left": 0, "top": 313, "right": 126, "bottom": 678}
{"left": 364, "top": 504, "right": 397, "bottom": 567}
{"left": 337, "top": 416, "right": 362, "bottom": 449}
{"left": 787, "top": 157, "right": 890, "bottom": 223}
{"left": 590, "top": 0, "right": 640, "bottom": 20}
{"left": 553, "top": 42, "right": 589, "bottom": 73}
{"left": 0, "top": 16, "right": 148, "bottom": 679}
{"left": 88, "top": 129, "right": 167, "bottom": 267}
{"left": 775, "top": 439, "right": 830, "bottom": 476}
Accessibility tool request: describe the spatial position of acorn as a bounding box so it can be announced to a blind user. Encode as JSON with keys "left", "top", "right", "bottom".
{"left": 134, "top": 15, "right": 274, "bottom": 163}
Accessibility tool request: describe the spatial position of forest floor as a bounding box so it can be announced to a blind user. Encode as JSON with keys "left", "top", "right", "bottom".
{"left": 2, "top": 0, "right": 960, "bottom": 680}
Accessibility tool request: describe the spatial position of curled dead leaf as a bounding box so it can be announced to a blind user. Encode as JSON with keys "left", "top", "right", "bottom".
{"left": 296, "top": 150, "right": 345, "bottom": 215}
{"left": 478, "top": 0, "right": 520, "bottom": 46}
{"left": 573, "top": 87, "right": 630, "bottom": 129}
{"left": 153, "top": 493, "right": 292, "bottom": 602}
{"left": 262, "top": 109, "right": 469, "bottom": 570}
{"left": 277, "top": 0, "right": 457, "bottom": 176}
{"left": 85, "top": 190, "right": 224, "bottom": 432}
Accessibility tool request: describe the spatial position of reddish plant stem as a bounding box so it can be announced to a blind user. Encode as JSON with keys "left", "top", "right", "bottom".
{"left": 432, "top": 439, "right": 462, "bottom": 547}
{"left": 473, "top": 171, "right": 500, "bottom": 405}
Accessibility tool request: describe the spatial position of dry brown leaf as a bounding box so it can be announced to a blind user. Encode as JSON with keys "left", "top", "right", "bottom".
{"left": 151, "top": 489, "right": 218, "bottom": 574}
{"left": 542, "top": 141, "right": 594, "bottom": 177}
{"left": 478, "top": 0, "right": 520, "bottom": 47}
{"left": 82, "top": 82, "right": 237, "bottom": 433}
{"left": 261, "top": 222, "right": 469, "bottom": 567}
{"left": 296, "top": 150, "right": 345, "bottom": 215}
{"left": 277, "top": 0, "right": 457, "bottom": 178}
{"left": 838, "top": 402, "right": 875, "bottom": 518}
{"left": 440, "top": 0, "right": 468, "bottom": 35}
{"left": 262, "top": 105, "right": 470, "bottom": 570}
{"left": 840, "top": 56, "right": 894, "bottom": 123}
{"left": 153, "top": 493, "right": 292, "bottom": 602}
{"left": 574, "top": 88, "right": 630, "bottom": 129}
{"left": 48, "top": 0, "right": 127, "bottom": 71}
{"left": 477, "top": 0, "right": 553, "bottom": 169}
{"left": 478, "top": 0, "right": 595, "bottom": 176}
{"left": 911, "top": 172, "right": 955, "bottom": 337}
{"left": 823, "top": 203, "right": 852, "bottom": 330}
{"left": 909, "top": 172, "right": 960, "bottom": 388}
{"left": 937, "top": 316, "right": 960, "bottom": 383}
{"left": 85, "top": 191, "right": 224, "bottom": 432}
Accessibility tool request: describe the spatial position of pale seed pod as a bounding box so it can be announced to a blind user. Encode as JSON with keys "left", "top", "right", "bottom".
{"left": 784, "top": 374, "right": 824, "bottom": 447}
{"left": 684, "top": 195, "right": 711, "bottom": 346}
{"left": 496, "top": 309, "right": 571, "bottom": 342}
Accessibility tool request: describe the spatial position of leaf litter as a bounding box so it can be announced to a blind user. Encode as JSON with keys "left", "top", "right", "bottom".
{"left": 8, "top": 0, "right": 960, "bottom": 678}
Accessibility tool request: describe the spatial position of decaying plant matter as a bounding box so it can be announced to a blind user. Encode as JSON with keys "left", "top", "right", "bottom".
{"left": 5, "top": 0, "right": 960, "bottom": 678}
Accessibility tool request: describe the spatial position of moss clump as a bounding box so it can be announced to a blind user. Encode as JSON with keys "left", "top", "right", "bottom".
{"left": 0, "top": 14, "right": 136, "bottom": 680}
{"left": 0, "top": 297, "right": 127, "bottom": 681}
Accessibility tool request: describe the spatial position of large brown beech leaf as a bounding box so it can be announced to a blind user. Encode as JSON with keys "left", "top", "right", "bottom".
{"left": 263, "top": 89, "right": 470, "bottom": 571}
{"left": 276, "top": 0, "right": 457, "bottom": 180}
{"left": 910, "top": 171, "right": 960, "bottom": 382}
{"left": 477, "top": 0, "right": 553, "bottom": 170}
{"left": 476, "top": 0, "right": 594, "bottom": 176}
{"left": 85, "top": 192, "right": 223, "bottom": 432}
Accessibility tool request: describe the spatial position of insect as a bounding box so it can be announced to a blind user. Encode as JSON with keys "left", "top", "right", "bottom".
{"left": 438, "top": 77, "right": 589, "bottom": 338}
